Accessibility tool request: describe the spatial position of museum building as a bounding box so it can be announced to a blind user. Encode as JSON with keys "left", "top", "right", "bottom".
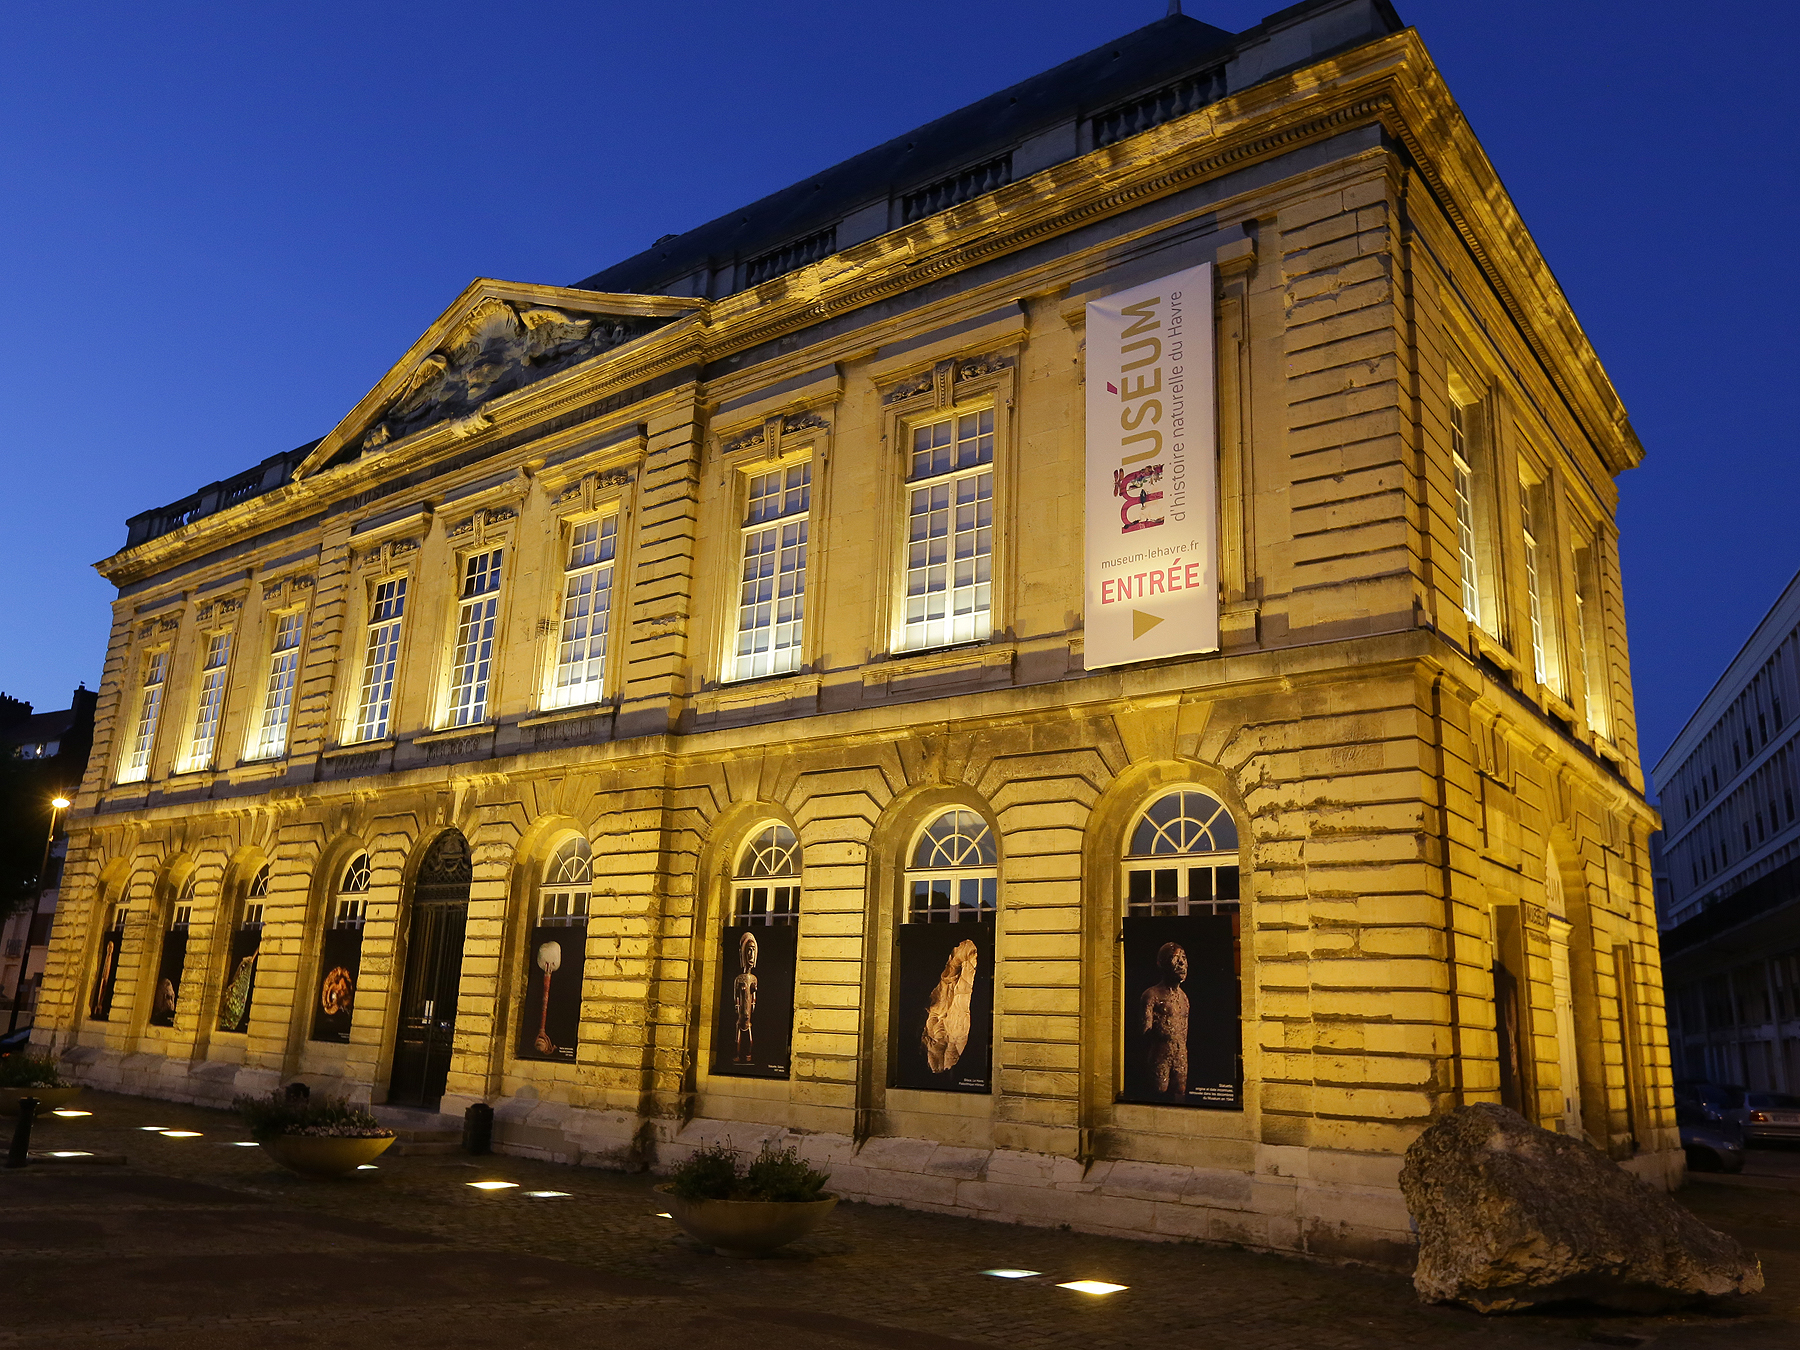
{"left": 34, "top": 0, "right": 1676, "bottom": 1264}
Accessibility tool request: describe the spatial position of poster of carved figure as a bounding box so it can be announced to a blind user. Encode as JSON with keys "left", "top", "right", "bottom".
{"left": 1120, "top": 914, "right": 1240, "bottom": 1107}
{"left": 516, "top": 923, "right": 586, "bottom": 1063}
{"left": 712, "top": 923, "right": 796, "bottom": 1080}
{"left": 147, "top": 926, "right": 187, "bottom": 1028}
{"left": 309, "top": 926, "right": 363, "bottom": 1043}
{"left": 87, "top": 928, "right": 122, "bottom": 1022}
{"left": 892, "top": 923, "right": 993, "bottom": 1094}
{"left": 215, "top": 927, "right": 261, "bottom": 1034}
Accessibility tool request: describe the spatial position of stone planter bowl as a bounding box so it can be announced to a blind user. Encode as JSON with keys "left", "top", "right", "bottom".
{"left": 0, "top": 1085, "right": 82, "bottom": 1116}
{"left": 260, "top": 1133, "right": 395, "bottom": 1179}
{"left": 656, "top": 1183, "right": 838, "bottom": 1257}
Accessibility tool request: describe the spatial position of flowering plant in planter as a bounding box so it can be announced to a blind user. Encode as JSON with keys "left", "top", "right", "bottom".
{"left": 0, "top": 1053, "right": 66, "bottom": 1088}
{"left": 233, "top": 1090, "right": 394, "bottom": 1140}
{"left": 659, "top": 1143, "right": 837, "bottom": 1256}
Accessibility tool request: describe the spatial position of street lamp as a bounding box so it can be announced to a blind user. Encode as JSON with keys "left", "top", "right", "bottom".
{"left": 7, "top": 796, "right": 70, "bottom": 1036}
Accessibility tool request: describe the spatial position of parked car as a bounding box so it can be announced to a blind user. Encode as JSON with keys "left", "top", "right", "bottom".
{"left": 1675, "top": 1081, "right": 1749, "bottom": 1139}
{"left": 1677, "top": 1098, "right": 1746, "bottom": 1173}
{"left": 1744, "top": 1092, "right": 1800, "bottom": 1145}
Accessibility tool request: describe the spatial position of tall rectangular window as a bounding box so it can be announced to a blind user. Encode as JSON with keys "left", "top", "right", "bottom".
{"left": 1574, "top": 541, "right": 1611, "bottom": 740}
{"left": 1451, "top": 400, "right": 1481, "bottom": 624}
{"left": 250, "top": 612, "right": 304, "bottom": 760}
{"left": 549, "top": 519, "right": 616, "bottom": 708}
{"left": 446, "top": 548, "right": 504, "bottom": 727}
{"left": 352, "top": 578, "right": 406, "bottom": 743}
{"left": 181, "top": 632, "right": 233, "bottom": 772}
{"left": 733, "top": 463, "right": 809, "bottom": 681}
{"left": 1519, "top": 475, "right": 1558, "bottom": 690}
{"left": 118, "top": 649, "right": 169, "bottom": 783}
{"left": 902, "top": 407, "right": 993, "bottom": 651}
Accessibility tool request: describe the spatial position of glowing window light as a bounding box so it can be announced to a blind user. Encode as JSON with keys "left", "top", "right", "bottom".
{"left": 467, "top": 1181, "right": 519, "bottom": 1191}
{"left": 160, "top": 1130, "right": 203, "bottom": 1138}
{"left": 52, "top": 1109, "right": 92, "bottom": 1118}
{"left": 1058, "top": 1280, "right": 1127, "bottom": 1296}
{"left": 982, "top": 1269, "right": 1041, "bottom": 1279}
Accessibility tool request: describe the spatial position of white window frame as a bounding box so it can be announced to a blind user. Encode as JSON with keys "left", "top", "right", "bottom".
{"left": 894, "top": 404, "right": 996, "bottom": 653}
{"left": 249, "top": 610, "right": 305, "bottom": 761}
{"left": 731, "top": 462, "right": 811, "bottom": 682}
{"left": 547, "top": 516, "right": 618, "bottom": 709}
{"left": 180, "top": 629, "right": 235, "bottom": 773}
{"left": 1122, "top": 789, "right": 1241, "bottom": 917}
{"left": 118, "top": 647, "right": 170, "bottom": 784}
{"left": 444, "top": 547, "right": 505, "bottom": 728}
{"left": 539, "top": 837, "right": 592, "bottom": 927}
{"left": 1451, "top": 397, "right": 1482, "bottom": 626}
{"left": 351, "top": 576, "right": 408, "bottom": 743}
{"left": 333, "top": 853, "right": 370, "bottom": 929}
{"left": 904, "top": 809, "right": 997, "bottom": 925}
{"left": 734, "top": 823, "right": 802, "bottom": 925}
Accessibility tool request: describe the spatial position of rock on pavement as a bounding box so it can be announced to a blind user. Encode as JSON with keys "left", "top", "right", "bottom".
{"left": 1399, "top": 1102, "right": 1763, "bottom": 1313}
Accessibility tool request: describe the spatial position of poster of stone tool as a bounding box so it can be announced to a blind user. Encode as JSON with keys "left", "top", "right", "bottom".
{"left": 712, "top": 922, "right": 797, "bottom": 1080}
{"left": 215, "top": 925, "right": 261, "bottom": 1034}
{"left": 1119, "top": 912, "right": 1241, "bottom": 1107}
{"left": 892, "top": 922, "right": 994, "bottom": 1093}
{"left": 1084, "top": 261, "right": 1218, "bottom": 669}
{"left": 516, "top": 922, "right": 586, "bottom": 1063}
{"left": 309, "top": 925, "right": 363, "bottom": 1043}
{"left": 147, "top": 921, "right": 188, "bottom": 1028}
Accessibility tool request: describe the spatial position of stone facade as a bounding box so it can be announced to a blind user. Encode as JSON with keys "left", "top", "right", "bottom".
{"left": 32, "top": 1, "right": 1675, "bottom": 1267}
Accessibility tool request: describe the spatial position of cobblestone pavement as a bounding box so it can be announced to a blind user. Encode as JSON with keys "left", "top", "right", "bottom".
{"left": 2, "top": 1092, "right": 1795, "bottom": 1349}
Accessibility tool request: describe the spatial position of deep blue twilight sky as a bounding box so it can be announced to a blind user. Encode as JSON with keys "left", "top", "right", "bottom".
{"left": 2, "top": 1, "right": 1795, "bottom": 784}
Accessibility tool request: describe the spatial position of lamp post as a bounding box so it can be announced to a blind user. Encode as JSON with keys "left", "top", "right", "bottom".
{"left": 7, "top": 796, "right": 69, "bottom": 1036}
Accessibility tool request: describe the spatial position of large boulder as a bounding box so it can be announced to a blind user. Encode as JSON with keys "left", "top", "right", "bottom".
{"left": 1399, "top": 1102, "right": 1762, "bottom": 1313}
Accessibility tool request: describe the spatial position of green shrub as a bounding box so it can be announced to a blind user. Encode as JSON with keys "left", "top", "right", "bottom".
{"left": 0, "top": 1053, "right": 65, "bottom": 1088}
{"left": 232, "top": 1089, "right": 392, "bottom": 1140}
{"left": 666, "top": 1140, "right": 829, "bottom": 1202}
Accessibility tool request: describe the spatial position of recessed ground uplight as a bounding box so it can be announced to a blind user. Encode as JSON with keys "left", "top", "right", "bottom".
{"left": 160, "top": 1130, "right": 203, "bottom": 1138}
{"left": 138, "top": 1126, "right": 171, "bottom": 1132}
{"left": 1058, "top": 1280, "right": 1128, "bottom": 1296}
{"left": 525, "top": 1190, "right": 571, "bottom": 1198}
{"left": 48, "top": 1151, "right": 93, "bottom": 1158}
{"left": 467, "top": 1181, "right": 519, "bottom": 1191}
{"left": 357, "top": 1164, "right": 379, "bottom": 1171}
{"left": 653, "top": 1211, "right": 673, "bottom": 1218}
{"left": 982, "top": 1269, "right": 1041, "bottom": 1279}
{"left": 228, "top": 1141, "right": 262, "bottom": 1147}
{"left": 51, "top": 1109, "right": 91, "bottom": 1118}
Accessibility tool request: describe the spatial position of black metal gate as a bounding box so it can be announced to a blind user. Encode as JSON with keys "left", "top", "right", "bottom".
{"left": 388, "top": 832, "right": 471, "bottom": 1109}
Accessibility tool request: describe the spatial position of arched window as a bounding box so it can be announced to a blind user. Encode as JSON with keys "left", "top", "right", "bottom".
{"left": 539, "top": 837, "right": 591, "bottom": 927}
{"left": 88, "top": 890, "right": 129, "bottom": 1022}
{"left": 894, "top": 808, "right": 997, "bottom": 1094}
{"left": 150, "top": 873, "right": 197, "bottom": 1029}
{"left": 906, "top": 809, "right": 996, "bottom": 923}
{"left": 334, "top": 853, "right": 370, "bottom": 929}
{"left": 1124, "top": 790, "right": 1239, "bottom": 915}
{"left": 1118, "top": 789, "right": 1242, "bottom": 1110}
{"left": 312, "top": 853, "right": 370, "bottom": 1045}
{"left": 217, "top": 863, "right": 269, "bottom": 1034}
{"left": 519, "top": 836, "right": 590, "bottom": 1063}
{"left": 734, "top": 824, "right": 800, "bottom": 925}
{"left": 715, "top": 823, "right": 803, "bottom": 1080}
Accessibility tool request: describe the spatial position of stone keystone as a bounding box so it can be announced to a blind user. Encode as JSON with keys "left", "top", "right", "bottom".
{"left": 1399, "top": 1103, "right": 1762, "bottom": 1313}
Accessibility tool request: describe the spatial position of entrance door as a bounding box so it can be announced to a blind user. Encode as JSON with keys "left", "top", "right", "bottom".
{"left": 389, "top": 832, "right": 471, "bottom": 1109}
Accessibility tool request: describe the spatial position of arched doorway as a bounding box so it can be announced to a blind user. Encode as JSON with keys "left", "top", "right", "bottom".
{"left": 389, "top": 831, "right": 471, "bottom": 1109}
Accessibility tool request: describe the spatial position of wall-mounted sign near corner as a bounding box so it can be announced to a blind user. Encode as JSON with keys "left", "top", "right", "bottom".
{"left": 1084, "top": 262, "right": 1219, "bottom": 670}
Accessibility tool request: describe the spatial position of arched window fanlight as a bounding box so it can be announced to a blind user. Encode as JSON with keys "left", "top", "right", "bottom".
{"left": 734, "top": 824, "right": 800, "bottom": 925}
{"left": 334, "top": 853, "right": 370, "bottom": 930}
{"left": 1124, "top": 790, "right": 1239, "bottom": 917}
{"left": 242, "top": 863, "right": 271, "bottom": 927}
{"left": 906, "top": 809, "right": 996, "bottom": 923}
{"left": 539, "top": 836, "right": 591, "bottom": 927}
{"left": 174, "top": 871, "right": 198, "bottom": 928}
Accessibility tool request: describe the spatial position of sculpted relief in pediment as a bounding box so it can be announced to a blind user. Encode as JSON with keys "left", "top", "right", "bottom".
{"left": 360, "top": 298, "right": 673, "bottom": 452}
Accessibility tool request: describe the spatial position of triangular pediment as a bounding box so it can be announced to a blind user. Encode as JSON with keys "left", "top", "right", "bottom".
{"left": 295, "top": 280, "right": 705, "bottom": 480}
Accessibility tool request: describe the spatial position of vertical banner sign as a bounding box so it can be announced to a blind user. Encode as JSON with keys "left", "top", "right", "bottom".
{"left": 216, "top": 927, "right": 261, "bottom": 1033}
{"left": 891, "top": 923, "right": 994, "bottom": 1094}
{"left": 712, "top": 924, "right": 797, "bottom": 1080}
{"left": 148, "top": 925, "right": 188, "bottom": 1028}
{"left": 310, "top": 927, "right": 364, "bottom": 1044}
{"left": 1084, "top": 263, "right": 1219, "bottom": 669}
{"left": 1118, "top": 913, "right": 1242, "bottom": 1108}
{"left": 517, "top": 923, "right": 586, "bottom": 1063}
